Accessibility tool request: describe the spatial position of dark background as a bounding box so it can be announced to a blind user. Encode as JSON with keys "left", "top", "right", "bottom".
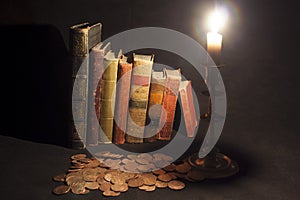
{"left": 0, "top": 0, "right": 299, "bottom": 199}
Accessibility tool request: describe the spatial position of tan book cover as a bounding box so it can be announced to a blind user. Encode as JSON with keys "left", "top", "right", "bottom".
{"left": 125, "top": 53, "right": 154, "bottom": 143}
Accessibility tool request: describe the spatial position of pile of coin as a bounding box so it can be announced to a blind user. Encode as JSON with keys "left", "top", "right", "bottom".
{"left": 52, "top": 152, "right": 205, "bottom": 197}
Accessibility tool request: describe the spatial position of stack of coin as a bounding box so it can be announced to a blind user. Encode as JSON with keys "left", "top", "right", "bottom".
{"left": 52, "top": 152, "right": 205, "bottom": 197}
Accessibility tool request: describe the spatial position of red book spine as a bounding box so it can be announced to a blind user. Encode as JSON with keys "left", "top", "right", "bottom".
{"left": 158, "top": 69, "right": 181, "bottom": 140}
{"left": 113, "top": 58, "right": 132, "bottom": 144}
{"left": 179, "top": 81, "right": 198, "bottom": 138}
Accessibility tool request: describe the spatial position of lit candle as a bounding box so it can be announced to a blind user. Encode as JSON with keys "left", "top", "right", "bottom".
{"left": 206, "top": 9, "right": 227, "bottom": 65}
{"left": 207, "top": 31, "right": 222, "bottom": 60}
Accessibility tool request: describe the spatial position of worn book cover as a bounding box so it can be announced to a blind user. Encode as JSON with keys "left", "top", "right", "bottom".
{"left": 113, "top": 55, "right": 133, "bottom": 144}
{"left": 144, "top": 71, "right": 166, "bottom": 142}
{"left": 158, "top": 68, "right": 181, "bottom": 140}
{"left": 179, "top": 80, "right": 198, "bottom": 138}
{"left": 69, "top": 22, "right": 102, "bottom": 149}
{"left": 86, "top": 42, "right": 110, "bottom": 146}
{"left": 126, "top": 53, "right": 154, "bottom": 143}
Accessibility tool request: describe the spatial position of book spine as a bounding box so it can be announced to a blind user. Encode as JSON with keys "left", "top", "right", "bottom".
{"left": 69, "top": 28, "right": 89, "bottom": 149}
{"left": 113, "top": 60, "right": 132, "bottom": 144}
{"left": 179, "top": 81, "right": 198, "bottom": 138}
{"left": 144, "top": 73, "right": 165, "bottom": 142}
{"left": 86, "top": 48, "right": 104, "bottom": 146}
{"left": 158, "top": 69, "right": 181, "bottom": 140}
{"left": 126, "top": 57, "right": 153, "bottom": 143}
{"left": 99, "top": 58, "right": 118, "bottom": 143}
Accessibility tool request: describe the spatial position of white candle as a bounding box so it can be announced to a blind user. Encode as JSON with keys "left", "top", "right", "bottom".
{"left": 207, "top": 32, "right": 222, "bottom": 56}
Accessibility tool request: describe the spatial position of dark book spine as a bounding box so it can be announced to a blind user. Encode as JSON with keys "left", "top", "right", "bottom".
{"left": 113, "top": 59, "right": 132, "bottom": 144}
{"left": 86, "top": 46, "right": 104, "bottom": 146}
{"left": 69, "top": 27, "right": 89, "bottom": 149}
{"left": 69, "top": 22, "right": 102, "bottom": 149}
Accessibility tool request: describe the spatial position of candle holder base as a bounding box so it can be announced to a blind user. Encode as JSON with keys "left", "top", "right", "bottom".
{"left": 186, "top": 150, "right": 239, "bottom": 179}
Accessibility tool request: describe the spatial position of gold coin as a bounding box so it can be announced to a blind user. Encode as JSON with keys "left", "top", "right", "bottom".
{"left": 136, "top": 157, "right": 150, "bottom": 165}
{"left": 71, "top": 154, "right": 87, "bottom": 160}
{"left": 175, "top": 162, "right": 191, "bottom": 174}
{"left": 85, "top": 160, "right": 100, "bottom": 168}
{"left": 52, "top": 185, "right": 70, "bottom": 195}
{"left": 152, "top": 169, "right": 166, "bottom": 175}
{"left": 187, "top": 170, "right": 205, "bottom": 181}
{"left": 111, "top": 174, "right": 126, "bottom": 185}
{"left": 139, "top": 185, "right": 156, "bottom": 192}
{"left": 66, "top": 176, "right": 84, "bottom": 186}
{"left": 52, "top": 173, "right": 66, "bottom": 182}
{"left": 138, "top": 153, "right": 153, "bottom": 161}
{"left": 102, "top": 190, "right": 120, "bottom": 197}
{"left": 157, "top": 173, "right": 173, "bottom": 182}
{"left": 168, "top": 180, "right": 185, "bottom": 190}
{"left": 155, "top": 180, "right": 168, "bottom": 188}
{"left": 83, "top": 174, "right": 97, "bottom": 182}
{"left": 167, "top": 172, "right": 178, "bottom": 180}
{"left": 128, "top": 177, "right": 144, "bottom": 187}
{"left": 137, "top": 164, "right": 151, "bottom": 172}
{"left": 111, "top": 183, "right": 128, "bottom": 192}
{"left": 96, "top": 177, "right": 106, "bottom": 185}
{"left": 68, "top": 169, "right": 81, "bottom": 173}
{"left": 85, "top": 182, "right": 99, "bottom": 190}
{"left": 99, "top": 182, "right": 111, "bottom": 192}
{"left": 163, "top": 164, "right": 176, "bottom": 172}
{"left": 140, "top": 173, "right": 157, "bottom": 185}
{"left": 70, "top": 180, "right": 88, "bottom": 194}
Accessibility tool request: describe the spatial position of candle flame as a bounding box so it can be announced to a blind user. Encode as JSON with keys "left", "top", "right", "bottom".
{"left": 208, "top": 9, "right": 227, "bottom": 33}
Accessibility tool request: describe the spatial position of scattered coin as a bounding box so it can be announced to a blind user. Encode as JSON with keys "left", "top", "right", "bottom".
{"left": 111, "top": 183, "right": 129, "bottom": 192}
{"left": 168, "top": 180, "right": 185, "bottom": 190}
{"left": 71, "top": 154, "right": 87, "bottom": 160}
{"left": 128, "top": 177, "right": 144, "bottom": 187}
{"left": 155, "top": 180, "right": 168, "bottom": 188}
{"left": 158, "top": 173, "right": 173, "bottom": 182}
{"left": 141, "top": 173, "right": 157, "bottom": 185}
{"left": 139, "top": 185, "right": 156, "bottom": 192}
{"left": 175, "top": 162, "right": 192, "bottom": 174}
{"left": 99, "top": 182, "right": 111, "bottom": 192}
{"left": 102, "top": 190, "right": 121, "bottom": 197}
{"left": 85, "top": 182, "right": 99, "bottom": 190}
{"left": 52, "top": 174, "right": 66, "bottom": 182}
{"left": 53, "top": 185, "right": 70, "bottom": 195}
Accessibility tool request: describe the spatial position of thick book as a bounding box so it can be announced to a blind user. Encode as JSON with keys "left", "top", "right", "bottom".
{"left": 125, "top": 53, "right": 154, "bottom": 143}
{"left": 158, "top": 68, "right": 181, "bottom": 140}
{"left": 179, "top": 81, "right": 198, "bottom": 138}
{"left": 98, "top": 50, "right": 120, "bottom": 143}
{"left": 113, "top": 55, "right": 133, "bottom": 144}
{"left": 144, "top": 71, "right": 166, "bottom": 142}
{"left": 86, "top": 42, "right": 111, "bottom": 146}
{"left": 69, "top": 22, "right": 102, "bottom": 149}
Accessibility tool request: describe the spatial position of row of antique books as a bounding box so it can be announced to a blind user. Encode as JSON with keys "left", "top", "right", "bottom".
{"left": 69, "top": 22, "right": 198, "bottom": 149}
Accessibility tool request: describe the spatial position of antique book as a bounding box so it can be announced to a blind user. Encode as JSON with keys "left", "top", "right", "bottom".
{"left": 125, "top": 53, "right": 154, "bottom": 143}
{"left": 86, "top": 42, "right": 111, "bottom": 146}
{"left": 113, "top": 55, "right": 133, "bottom": 144}
{"left": 158, "top": 68, "right": 182, "bottom": 140}
{"left": 144, "top": 71, "right": 166, "bottom": 142}
{"left": 69, "top": 22, "right": 102, "bottom": 149}
{"left": 98, "top": 50, "right": 120, "bottom": 143}
{"left": 179, "top": 80, "right": 198, "bottom": 138}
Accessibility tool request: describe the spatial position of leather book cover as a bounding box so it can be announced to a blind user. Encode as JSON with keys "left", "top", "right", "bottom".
{"left": 113, "top": 56, "right": 133, "bottom": 144}
{"left": 179, "top": 80, "right": 198, "bottom": 138}
{"left": 98, "top": 50, "right": 119, "bottom": 143}
{"left": 144, "top": 71, "right": 166, "bottom": 142}
{"left": 86, "top": 42, "right": 110, "bottom": 146}
{"left": 69, "top": 22, "right": 102, "bottom": 149}
{"left": 158, "top": 68, "right": 181, "bottom": 140}
{"left": 125, "top": 53, "right": 154, "bottom": 143}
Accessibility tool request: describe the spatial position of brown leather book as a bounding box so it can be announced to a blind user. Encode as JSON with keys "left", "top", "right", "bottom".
{"left": 113, "top": 55, "right": 133, "bottom": 144}
{"left": 144, "top": 71, "right": 166, "bottom": 142}
{"left": 179, "top": 81, "right": 198, "bottom": 138}
{"left": 125, "top": 53, "right": 154, "bottom": 143}
{"left": 69, "top": 22, "right": 102, "bottom": 149}
{"left": 158, "top": 68, "right": 181, "bottom": 140}
{"left": 86, "top": 42, "right": 110, "bottom": 146}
